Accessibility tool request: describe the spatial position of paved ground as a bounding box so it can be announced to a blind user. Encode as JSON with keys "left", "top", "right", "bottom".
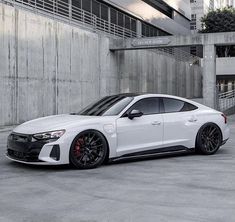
{"left": 0, "top": 117, "right": 235, "bottom": 222}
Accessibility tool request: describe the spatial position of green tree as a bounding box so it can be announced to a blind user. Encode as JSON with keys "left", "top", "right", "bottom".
{"left": 200, "top": 7, "right": 235, "bottom": 33}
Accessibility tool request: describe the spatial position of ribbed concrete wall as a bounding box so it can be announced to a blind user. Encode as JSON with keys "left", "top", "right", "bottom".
{"left": 0, "top": 3, "right": 119, "bottom": 126}
{"left": 0, "top": 3, "right": 202, "bottom": 127}
{"left": 117, "top": 50, "right": 202, "bottom": 98}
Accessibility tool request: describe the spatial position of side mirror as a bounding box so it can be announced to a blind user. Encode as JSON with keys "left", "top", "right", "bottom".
{"left": 128, "top": 109, "right": 143, "bottom": 120}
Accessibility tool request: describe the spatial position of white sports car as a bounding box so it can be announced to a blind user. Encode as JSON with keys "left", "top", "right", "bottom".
{"left": 6, "top": 93, "right": 230, "bottom": 169}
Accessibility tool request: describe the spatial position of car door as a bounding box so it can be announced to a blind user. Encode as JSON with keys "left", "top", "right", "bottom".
{"left": 116, "top": 97, "right": 164, "bottom": 156}
{"left": 161, "top": 97, "right": 201, "bottom": 149}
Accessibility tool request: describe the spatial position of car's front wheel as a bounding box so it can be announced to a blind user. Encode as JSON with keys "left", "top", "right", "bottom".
{"left": 196, "top": 123, "right": 222, "bottom": 155}
{"left": 69, "top": 130, "right": 108, "bottom": 169}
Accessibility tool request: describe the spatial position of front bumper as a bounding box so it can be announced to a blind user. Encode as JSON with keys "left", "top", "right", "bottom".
{"left": 7, "top": 133, "right": 46, "bottom": 162}
{"left": 6, "top": 132, "right": 67, "bottom": 165}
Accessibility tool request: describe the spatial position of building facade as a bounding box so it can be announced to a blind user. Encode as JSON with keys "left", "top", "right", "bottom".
{"left": 9, "top": 0, "right": 191, "bottom": 38}
{"left": 190, "top": 0, "right": 235, "bottom": 33}
{"left": 104, "top": 0, "right": 191, "bottom": 35}
{"left": 190, "top": 0, "right": 235, "bottom": 91}
{"left": 0, "top": 0, "right": 201, "bottom": 126}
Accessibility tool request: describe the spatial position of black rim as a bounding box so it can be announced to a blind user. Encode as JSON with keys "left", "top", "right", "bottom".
{"left": 73, "top": 132, "right": 105, "bottom": 167}
{"left": 201, "top": 125, "right": 221, "bottom": 152}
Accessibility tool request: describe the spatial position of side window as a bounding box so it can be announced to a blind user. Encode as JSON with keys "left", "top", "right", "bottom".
{"left": 162, "top": 98, "right": 197, "bottom": 113}
{"left": 129, "top": 98, "right": 160, "bottom": 115}
{"left": 181, "top": 102, "right": 198, "bottom": 111}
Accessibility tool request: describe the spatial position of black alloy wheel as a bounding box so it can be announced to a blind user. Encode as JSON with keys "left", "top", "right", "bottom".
{"left": 70, "top": 130, "right": 108, "bottom": 169}
{"left": 196, "top": 123, "right": 222, "bottom": 155}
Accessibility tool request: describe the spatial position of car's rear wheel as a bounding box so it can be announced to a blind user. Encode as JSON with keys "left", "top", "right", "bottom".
{"left": 69, "top": 130, "right": 108, "bottom": 169}
{"left": 196, "top": 123, "right": 222, "bottom": 155}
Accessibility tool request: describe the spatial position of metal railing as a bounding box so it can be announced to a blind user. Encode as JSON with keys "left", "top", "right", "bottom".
{"left": 217, "top": 84, "right": 235, "bottom": 93}
{"left": 218, "top": 89, "right": 235, "bottom": 112}
{"left": 151, "top": 47, "right": 201, "bottom": 64}
{"left": 2, "top": 0, "right": 137, "bottom": 38}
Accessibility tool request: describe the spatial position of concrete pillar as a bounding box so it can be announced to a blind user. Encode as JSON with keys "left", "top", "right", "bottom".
{"left": 203, "top": 44, "right": 216, "bottom": 108}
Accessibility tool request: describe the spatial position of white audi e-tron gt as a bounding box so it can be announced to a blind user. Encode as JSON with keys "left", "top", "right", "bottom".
{"left": 6, "top": 93, "right": 230, "bottom": 169}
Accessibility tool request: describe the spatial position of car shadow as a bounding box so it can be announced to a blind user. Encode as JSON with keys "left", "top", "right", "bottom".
{"left": 5, "top": 148, "right": 230, "bottom": 170}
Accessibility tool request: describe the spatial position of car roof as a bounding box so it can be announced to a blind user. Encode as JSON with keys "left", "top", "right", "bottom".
{"left": 110, "top": 93, "right": 210, "bottom": 110}
{"left": 111, "top": 93, "right": 191, "bottom": 100}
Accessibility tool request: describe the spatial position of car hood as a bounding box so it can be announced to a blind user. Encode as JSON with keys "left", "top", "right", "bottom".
{"left": 13, "top": 114, "right": 112, "bottom": 134}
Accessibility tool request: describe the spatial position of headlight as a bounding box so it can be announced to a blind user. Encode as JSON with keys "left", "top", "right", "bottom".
{"left": 33, "top": 130, "right": 65, "bottom": 141}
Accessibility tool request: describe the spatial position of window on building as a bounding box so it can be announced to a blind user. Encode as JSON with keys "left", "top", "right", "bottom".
{"left": 190, "top": 14, "right": 197, "bottom": 30}
{"left": 142, "top": 22, "right": 169, "bottom": 37}
{"left": 72, "top": 0, "right": 82, "bottom": 20}
{"left": 82, "top": 0, "right": 91, "bottom": 12}
{"left": 124, "top": 15, "right": 130, "bottom": 30}
{"left": 43, "top": 0, "right": 54, "bottom": 12}
{"left": 82, "top": 0, "right": 91, "bottom": 23}
{"left": 118, "top": 11, "right": 124, "bottom": 27}
{"left": 190, "top": 46, "right": 197, "bottom": 56}
{"left": 92, "top": 0, "right": 100, "bottom": 18}
{"left": 56, "top": 0, "right": 69, "bottom": 17}
{"left": 101, "top": 4, "right": 108, "bottom": 21}
{"left": 72, "top": 0, "right": 81, "bottom": 10}
{"left": 131, "top": 19, "right": 137, "bottom": 32}
{"left": 110, "top": 8, "right": 117, "bottom": 24}
{"left": 216, "top": 45, "right": 235, "bottom": 57}
{"left": 190, "top": 25, "right": 196, "bottom": 30}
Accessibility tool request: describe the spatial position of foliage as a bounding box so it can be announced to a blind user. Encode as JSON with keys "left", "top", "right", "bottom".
{"left": 200, "top": 7, "right": 235, "bottom": 33}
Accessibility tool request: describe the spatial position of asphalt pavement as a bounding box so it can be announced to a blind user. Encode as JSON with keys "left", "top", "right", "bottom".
{"left": 0, "top": 116, "right": 235, "bottom": 222}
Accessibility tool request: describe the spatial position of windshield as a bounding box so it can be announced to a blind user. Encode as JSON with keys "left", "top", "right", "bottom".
{"left": 77, "top": 95, "right": 134, "bottom": 116}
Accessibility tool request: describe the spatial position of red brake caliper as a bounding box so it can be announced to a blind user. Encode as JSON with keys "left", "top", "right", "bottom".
{"left": 74, "top": 138, "right": 84, "bottom": 157}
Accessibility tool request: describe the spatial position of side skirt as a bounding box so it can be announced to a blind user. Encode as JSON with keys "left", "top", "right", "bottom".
{"left": 110, "top": 146, "right": 195, "bottom": 162}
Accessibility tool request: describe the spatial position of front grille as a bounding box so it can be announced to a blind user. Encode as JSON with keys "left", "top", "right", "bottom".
{"left": 7, "top": 149, "right": 42, "bottom": 162}
{"left": 7, "top": 133, "right": 46, "bottom": 162}
{"left": 10, "top": 133, "right": 32, "bottom": 143}
{"left": 8, "top": 149, "right": 25, "bottom": 159}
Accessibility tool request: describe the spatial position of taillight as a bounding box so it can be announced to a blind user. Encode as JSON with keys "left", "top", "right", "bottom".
{"left": 221, "top": 113, "right": 227, "bottom": 124}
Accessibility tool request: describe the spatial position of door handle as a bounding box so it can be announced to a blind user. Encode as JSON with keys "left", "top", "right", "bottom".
{"left": 151, "top": 121, "right": 161, "bottom": 125}
{"left": 188, "top": 117, "right": 197, "bottom": 122}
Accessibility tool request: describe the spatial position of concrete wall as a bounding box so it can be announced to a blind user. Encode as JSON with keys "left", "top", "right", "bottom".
{"left": 216, "top": 57, "right": 235, "bottom": 75}
{"left": 117, "top": 49, "right": 202, "bottom": 99}
{"left": 0, "top": 3, "right": 202, "bottom": 127}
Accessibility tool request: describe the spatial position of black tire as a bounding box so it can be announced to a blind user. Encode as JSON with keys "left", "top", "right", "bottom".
{"left": 69, "top": 130, "right": 108, "bottom": 169}
{"left": 196, "top": 123, "right": 222, "bottom": 155}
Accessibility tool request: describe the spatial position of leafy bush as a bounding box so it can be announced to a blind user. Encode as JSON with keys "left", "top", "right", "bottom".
{"left": 200, "top": 7, "right": 235, "bottom": 33}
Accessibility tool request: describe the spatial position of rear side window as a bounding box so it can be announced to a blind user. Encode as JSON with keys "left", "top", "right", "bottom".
{"left": 127, "top": 98, "right": 160, "bottom": 115}
{"left": 162, "top": 98, "right": 197, "bottom": 113}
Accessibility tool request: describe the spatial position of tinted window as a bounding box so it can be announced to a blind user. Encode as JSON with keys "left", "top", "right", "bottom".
{"left": 78, "top": 96, "right": 133, "bottom": 116}
{"left": 163, "top": 98, "right": 197, "bottom": 113}
{"left": 128, "top": 98, "right": 160, "bottom": 115}
{"left": 181, "top": 102, "right": 198, "bottom": 111}
{"left": 103, "top": 97, "right": 133, "bottom": 116}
